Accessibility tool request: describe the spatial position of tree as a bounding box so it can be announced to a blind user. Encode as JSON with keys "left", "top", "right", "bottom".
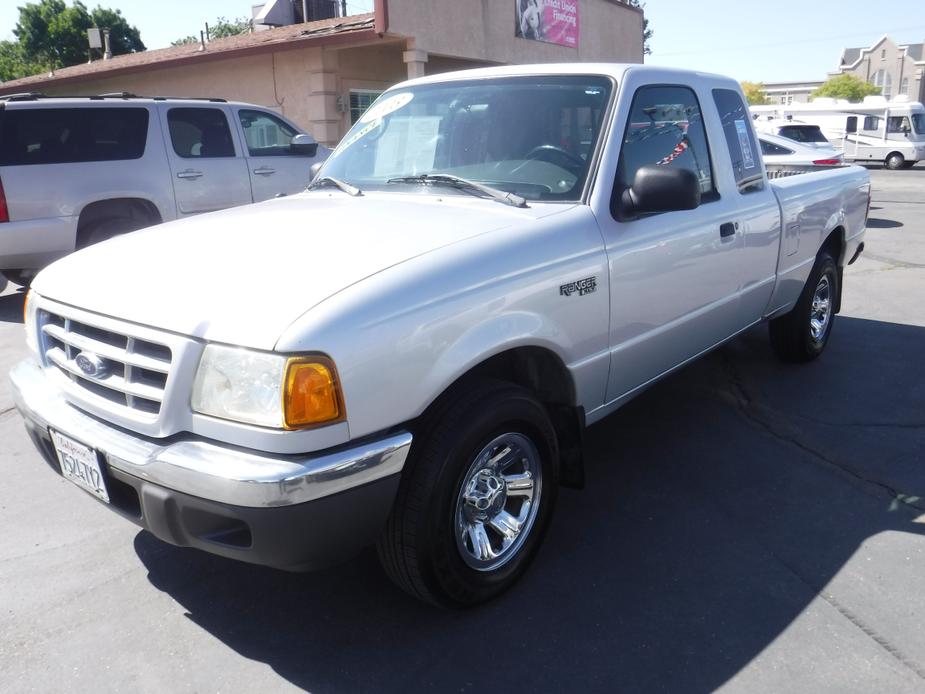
{"left": 811, "top": 74, "right": 881, "bottom": 102}
{"left": 741, "top": 81, "right": 769, "bottom": 105}
{"left": 172, "top": 16, "right": 252, "bottom": 46}
{"left": 627, "top": 0, "right": 653, "bottom": 56}
{"left": 10, "top": 1, "right": 144, "bottom": 75}
{"left": 0, "top": 40, "right": 42, "bottom": 82}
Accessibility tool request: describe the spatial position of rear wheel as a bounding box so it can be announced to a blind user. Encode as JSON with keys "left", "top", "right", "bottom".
{"left": 884, "top": 152, "right": 905, "bottom": 170}
{"left": 377, "top": 381, "right": 558, "bottom": 607}
{"left": 769, "top": 251, "right": 838, "bottom": 362}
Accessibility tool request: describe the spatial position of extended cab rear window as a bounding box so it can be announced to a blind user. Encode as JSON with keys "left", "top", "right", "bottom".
{"left": 0, "top": 107, "right": 149, "bottom": 165}
{"left": 712, "top": 89, "right": 763, "bottom": 192}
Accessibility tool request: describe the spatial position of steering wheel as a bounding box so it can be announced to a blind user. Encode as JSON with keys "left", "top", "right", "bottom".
{"left": 521, "top": 145, "right": 586, "bottom": 175}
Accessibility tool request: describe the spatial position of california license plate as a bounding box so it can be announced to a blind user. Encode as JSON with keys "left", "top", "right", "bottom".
{"left": 50, "top": 430, "right": 110, "bottom": 503}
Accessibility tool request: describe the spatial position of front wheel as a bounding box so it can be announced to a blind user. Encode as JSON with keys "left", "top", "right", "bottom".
{"left": 884, "top": 152, "right": 905, "bottom": 170}
{"left": 377, "top": 381, "right": 558, "bottom": 607}
{"left": 769, "top": 251, "right": 838, "bottom": 362}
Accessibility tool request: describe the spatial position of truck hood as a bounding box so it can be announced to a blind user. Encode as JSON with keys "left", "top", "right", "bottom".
{"left": 34, "top": 192, "right": 565, "bottom": 350}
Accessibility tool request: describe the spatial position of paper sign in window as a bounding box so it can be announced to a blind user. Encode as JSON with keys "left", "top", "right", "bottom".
{"left": 373, "top": 117, "right": 441, "bottom": 177}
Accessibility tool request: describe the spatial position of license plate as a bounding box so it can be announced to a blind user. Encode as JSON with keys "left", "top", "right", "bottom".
{"left": 50, "top": 430, "right": 110, "bottom": 503}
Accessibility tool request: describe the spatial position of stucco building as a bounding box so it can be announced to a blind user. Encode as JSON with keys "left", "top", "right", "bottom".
{"left": 0, "top": 0, "right": 645, "bottom": 145}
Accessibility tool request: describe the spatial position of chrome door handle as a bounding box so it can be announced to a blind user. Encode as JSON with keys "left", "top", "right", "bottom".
{"left": 177, "top": 169, "right": 203, "bottom": 180}
{"left": 253, "top": 167, "right": 276, "bottom": 176}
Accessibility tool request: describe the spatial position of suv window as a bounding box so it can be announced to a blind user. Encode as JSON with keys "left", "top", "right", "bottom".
{"left": 168, "top": 108, "right": 236, "bottom": 158}
{"left": 238, "top": 109, "right": 300, "bottom": 156}
{"left": 713, "top": 88, "right": 763, "bottom": 192}
{"left": 617, "top": 85, "right": 715, "bottom": 205}
{"left": 0, "top": 107, "right": 148, "bottom": 166}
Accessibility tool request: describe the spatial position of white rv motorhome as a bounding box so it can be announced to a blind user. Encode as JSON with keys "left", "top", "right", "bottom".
{"left": 751, "top": 96, "right": 925, "bottom": 169}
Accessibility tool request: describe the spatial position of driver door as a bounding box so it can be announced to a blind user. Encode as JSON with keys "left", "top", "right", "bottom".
{"left": 595, "top": 83, "right": 745, "bottom": 402}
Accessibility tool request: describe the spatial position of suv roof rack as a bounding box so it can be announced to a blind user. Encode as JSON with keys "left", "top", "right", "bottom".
{"left": 0, "top": 93, "right": 228, "bottom": 103}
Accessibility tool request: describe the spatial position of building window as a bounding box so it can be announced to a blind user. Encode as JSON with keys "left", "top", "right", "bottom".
{"left": 881, "top": 49, "right": 886, "bottom": 59}
{"left": 900, "top": 77, "right": 909, "bottom": 95}
{"left": 349, "top": 90, "right": 384, "bottom": 124}
{"left": 873, "top": 69, "right": 884, "bottom": 89}
{"left": 884, "top": 73, "right": 892, "bottom": 100}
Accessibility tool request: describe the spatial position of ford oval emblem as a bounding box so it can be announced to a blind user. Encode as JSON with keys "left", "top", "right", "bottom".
{"left": 75, "top": 352, "right": 109, "bottom": 379}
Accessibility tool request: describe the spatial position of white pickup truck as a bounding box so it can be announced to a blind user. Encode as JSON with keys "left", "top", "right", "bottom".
{"left": 0, "top": 94, "right": 328, "bottom": 286}
{"left": 11, "top": 64, "right": 869, "bottom": 607}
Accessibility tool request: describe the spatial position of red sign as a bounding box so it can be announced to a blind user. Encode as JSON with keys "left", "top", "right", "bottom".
{"left": 515, "top": 0, "right": 579, "bottom": 49}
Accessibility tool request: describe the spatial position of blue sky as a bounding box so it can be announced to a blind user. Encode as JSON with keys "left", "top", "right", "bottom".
{"left": 1, "top": 0, "right": 923, "bottom": 83}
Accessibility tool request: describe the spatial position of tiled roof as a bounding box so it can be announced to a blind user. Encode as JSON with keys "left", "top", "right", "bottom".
{"left": 0, "top": 13, "right": 376, "bottom": 94}
{"left": 841, "top": 47, "right": 861, "bottom": 65}
{"left": 841, "top": 41, "right": 924, "bottom": 66}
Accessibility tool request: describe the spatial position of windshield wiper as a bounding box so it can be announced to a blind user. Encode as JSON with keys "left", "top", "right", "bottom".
{"left": 387, "top": 174, "right": 528, "bottom": 208}
{"left": 308, "top": 176, "right": 362, "bottom": 197}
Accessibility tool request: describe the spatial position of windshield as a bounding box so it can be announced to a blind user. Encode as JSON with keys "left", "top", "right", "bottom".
{"left": 912, "top": 113, "right": 925, "bottom": 136}
{"left": 778, "top": 125, "right": 828, "bottom": 144}
{"left": 318, "top": 75, "right": 613, "bottom": 202}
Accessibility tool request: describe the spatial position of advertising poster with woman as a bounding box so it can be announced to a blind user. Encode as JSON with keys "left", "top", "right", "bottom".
{"left": 515, "top": 0, "right": 579, "bottom": 48}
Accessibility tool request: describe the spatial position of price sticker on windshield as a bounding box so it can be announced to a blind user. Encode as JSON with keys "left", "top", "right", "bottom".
{"left": 360, "top": 92, "right": 413, "bottom": 123}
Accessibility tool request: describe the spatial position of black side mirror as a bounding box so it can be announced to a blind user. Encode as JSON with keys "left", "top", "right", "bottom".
{"left": 621, "top": 165, "right": 701, "bottom": 216}
{"left": 309, "top": 162, "right": 324, "bottom": 183}
{"left": 291, "top": 133, "right": 319, "bottom": 157}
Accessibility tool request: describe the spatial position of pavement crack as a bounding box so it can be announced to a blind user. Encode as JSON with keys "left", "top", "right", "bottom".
{"left": 861, "top": 253, "right": 925, "bottom": 270}
{"left": 768, "top": 549, "right": 925, "bottom": 682}
{"left": 719, "top": 355, "right": 925, "bottom": 514}
{"left": 0, "top": 406, "right": 16, "bottom": 421}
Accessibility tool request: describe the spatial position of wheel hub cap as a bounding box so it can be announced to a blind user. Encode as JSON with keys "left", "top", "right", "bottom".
{"left": 454, "top": 432, "right": 543, "bottom": 572}
{"left": 463, "top": 470, "right": 507, "bottom": 517}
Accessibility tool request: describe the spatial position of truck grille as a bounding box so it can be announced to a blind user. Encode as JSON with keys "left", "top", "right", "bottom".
{"left": 40, "top": 311, "right": 172, "bottom": 416}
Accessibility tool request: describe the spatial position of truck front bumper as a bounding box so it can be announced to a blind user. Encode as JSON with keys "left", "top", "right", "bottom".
{"left": 10, "top": 358, "right": 412, "bottom": 571}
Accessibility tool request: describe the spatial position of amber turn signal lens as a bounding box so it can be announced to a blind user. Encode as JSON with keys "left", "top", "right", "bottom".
{"left": 23, "top": 290, "right": 30, "bottom": 324}
{"left": 283, "top": 358, "right": 343, "bottom": 428}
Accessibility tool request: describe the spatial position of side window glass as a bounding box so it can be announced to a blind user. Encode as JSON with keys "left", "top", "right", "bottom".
{"left": 712, "top": 88, "right": 763, "bottom": 192}
{"left": 238, "top": 109, "right": 300, "bottom": 156}
{"left": 167, "top": 108, "right": 235, "bottom": 158}
{"left": 0, "top": 107, "right": 148, "bottom": 165}
{"left": 863, "top": 116, "right": 880, "bottom": 131}
{"left": 760, "top": 139, "right": 791, "bottom": 156}
{"left": 617, "top": 85, "right": 715, "bottom": 203}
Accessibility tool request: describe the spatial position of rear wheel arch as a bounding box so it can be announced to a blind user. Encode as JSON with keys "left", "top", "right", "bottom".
{"left": 821, "top": 226, "right": 845, "bottom": 313}
{"left": 76, "top": 198, "right": 163, "bottom": 249}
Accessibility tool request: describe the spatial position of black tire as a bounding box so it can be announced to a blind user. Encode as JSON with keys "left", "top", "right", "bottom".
{"left": 377, "top": 380, "right": 559, "bottom": 607}
{"left": 769, "top": 251, "right": 838, "bottom": 363}
{"left": 76, "top": 216, "right": 147, "bottom": 249}
{"left": 901, "top": 161, "right": 917, "bottom": 170}
{"left": 884, "top": 152, "right": 905, "bottom": 170}
{"left": 2, "top": 269, "right": 34, "bottom": 288}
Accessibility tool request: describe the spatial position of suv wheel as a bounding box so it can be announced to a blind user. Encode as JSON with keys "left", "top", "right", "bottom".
{"left": 377, "top": 381, "right": 558, "bottom": 607}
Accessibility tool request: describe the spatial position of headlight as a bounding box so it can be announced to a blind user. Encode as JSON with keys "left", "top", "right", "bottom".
{"left": 191, "top": 344, "right": 344, "bottom": 429}
{"left": 24, "top": 290, "right": 39, "bottom": 353}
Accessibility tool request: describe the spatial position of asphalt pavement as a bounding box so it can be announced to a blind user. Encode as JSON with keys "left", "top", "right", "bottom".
{"left": 0, "top": 166, "right": 923, "bottom": 693}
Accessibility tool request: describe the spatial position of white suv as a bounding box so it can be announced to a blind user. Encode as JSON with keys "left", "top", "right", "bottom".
{"left": 0, "top": 94, "right": 329, "bottom": 285}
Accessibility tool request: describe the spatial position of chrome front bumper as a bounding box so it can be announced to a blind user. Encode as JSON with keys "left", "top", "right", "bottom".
{"left": 10, "top": 358, "right": 412, "bottom": 509}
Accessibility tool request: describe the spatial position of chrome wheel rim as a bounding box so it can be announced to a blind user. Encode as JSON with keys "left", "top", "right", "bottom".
{"left": 454, "top": 432, "right": 543, "bottom": 572}
{"left": 809, "top": 275, "right": 832, "bottom": 343}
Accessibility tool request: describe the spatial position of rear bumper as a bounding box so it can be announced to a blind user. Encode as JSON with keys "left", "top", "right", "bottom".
{"left": 10, "top": 358, "right": 411, "bottom": 570}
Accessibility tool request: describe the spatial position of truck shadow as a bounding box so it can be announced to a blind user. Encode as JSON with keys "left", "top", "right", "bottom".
{"left": 134, "top": 315, "right": 925, "bottom": 693}
{"left": 0, "top": 287, "right": 26, "bottom": 325}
